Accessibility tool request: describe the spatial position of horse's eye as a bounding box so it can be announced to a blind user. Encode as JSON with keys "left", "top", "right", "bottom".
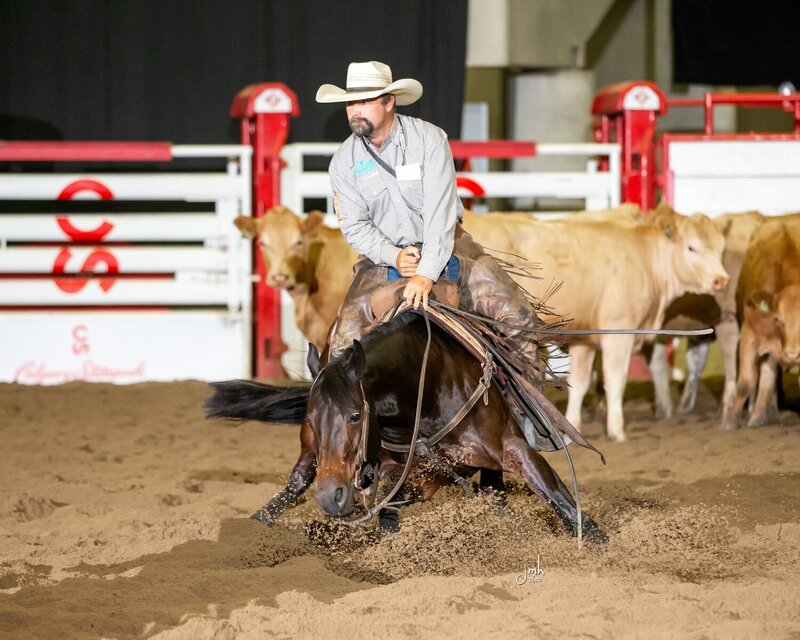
{"left": 348, "top": 410, "right": 361, "bottom": 423}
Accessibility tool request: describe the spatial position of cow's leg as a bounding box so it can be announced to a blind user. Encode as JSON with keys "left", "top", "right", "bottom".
{"left": 501, "top": 435, "right": 606, "bottom": 543}
{"left": 252, "top": 422, "right": 317, "bottom": 525}
{"left": 723, "top": 324, "right": 758, "bottom": 431}
{"left": 600, "top": 334, "right": 635, "bottom": 442}
{"left": 677, "top": 336, "right": 712, "bottom": 414}
{"left": 715, "top": 316, "right": 740, "bottom": 423}
{"left": 565, "top": 344, "right": 596, "bottom": 431}
{"left": 748, "top": 358, "right": 779, "bottom": 426}
{"left": 647, "top": 339, "right": 674, "bottom": 419}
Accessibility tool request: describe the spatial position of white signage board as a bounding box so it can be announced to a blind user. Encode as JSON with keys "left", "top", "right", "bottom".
{"left": 0, "top": 311, "right": 249, "bottom": 384}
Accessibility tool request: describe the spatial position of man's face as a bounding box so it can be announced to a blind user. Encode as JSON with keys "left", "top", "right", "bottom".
{"left": 346, "top": 96, "right": 390, "bottom": 138}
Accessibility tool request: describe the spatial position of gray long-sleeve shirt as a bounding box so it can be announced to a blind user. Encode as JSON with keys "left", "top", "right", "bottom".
{"left": 329, "top": 114, "right": 464, "bottom": 281}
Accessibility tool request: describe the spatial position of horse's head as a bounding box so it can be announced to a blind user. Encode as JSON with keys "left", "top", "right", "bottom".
{"left": 305, "top": 341, "right": 375, "bottom": 517}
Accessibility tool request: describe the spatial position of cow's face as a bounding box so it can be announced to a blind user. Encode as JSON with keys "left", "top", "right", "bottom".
{"left": 657, "top": 208, "right": 729, "bottom": 294}
{"left": 744, "top": 286, "right": 800, "bottom": 366}
{"left": 234, "top": 207, "right": 324, "bottom": 290}
{"left": 775, "top": 285, "right": 800, "bottom": 366}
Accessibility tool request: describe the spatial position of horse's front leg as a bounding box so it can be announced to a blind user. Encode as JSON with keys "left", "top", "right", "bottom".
{"left": 374, "top": 459, "right": 453, "bottom": 533}
{"left": 252, "top": 421, "right": 317, "bottom": 525}
{"left": 502, "top": 436, "right": 607, "bottom": 543}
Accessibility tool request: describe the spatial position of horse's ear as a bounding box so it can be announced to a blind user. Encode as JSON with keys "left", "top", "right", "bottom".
{"left": 307, "top": 343, "right": 322, "bottom": 378}
{"left": 343, "top": 340, "right": 367, "bottom": 381}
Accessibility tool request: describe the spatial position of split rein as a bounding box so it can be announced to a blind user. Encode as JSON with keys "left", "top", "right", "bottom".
{"left": 342, "top": 307, "right": 496, "bottom": 528}
{"left": 342, "top": 308, "right": 435, "bottom": 526}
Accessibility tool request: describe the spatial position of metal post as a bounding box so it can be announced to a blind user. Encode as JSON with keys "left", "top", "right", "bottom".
{"left": 230, "top": 83, "right": 299, "bottom": 379}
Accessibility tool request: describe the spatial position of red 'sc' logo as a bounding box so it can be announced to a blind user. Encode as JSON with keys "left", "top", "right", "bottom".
{"left": 53, "top": 248, "right": 119, "bottom": 293}
{"left": 72, "top": 325, "right": 90, "bottom": 355}
{"left": 52, "top": 179, "right": 119, "bottom": 293}
{"left": 57, "top": 179, "right": 114, "bottom": 201}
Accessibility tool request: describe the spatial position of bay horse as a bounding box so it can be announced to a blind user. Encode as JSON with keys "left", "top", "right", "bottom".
{"left": 206, "top": 310, "right": 608, "bottom": 543}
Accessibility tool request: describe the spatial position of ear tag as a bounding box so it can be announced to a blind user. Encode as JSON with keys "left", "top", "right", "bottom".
{"left": 759, "top": 299, "right": 770, "bottom": 313}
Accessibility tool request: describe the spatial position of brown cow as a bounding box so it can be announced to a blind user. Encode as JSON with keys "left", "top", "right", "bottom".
{"left": 723, "top": 217, "right": 800, "bottom": 429}
{"left": 509, "top": 203, "right": 729, "bottom": 442}
{"left": 649, "top": 211, "right": 765, "bottom": 422}
{"left": 234, "top": 207, "right": 357, "bottom": 351}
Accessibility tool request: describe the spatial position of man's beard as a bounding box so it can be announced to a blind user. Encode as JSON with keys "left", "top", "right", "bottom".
{"left": 349, "top": 117, "right": 375, "bottom": 138}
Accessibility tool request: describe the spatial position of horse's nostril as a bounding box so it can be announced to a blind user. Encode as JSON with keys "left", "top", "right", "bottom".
{"left": 334, "top": 486, "right": 344, "bottom": 506}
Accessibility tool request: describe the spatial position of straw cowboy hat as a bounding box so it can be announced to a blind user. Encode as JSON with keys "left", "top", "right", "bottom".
{"left": 316, "top": 61, "right": 423, "bottom": 106}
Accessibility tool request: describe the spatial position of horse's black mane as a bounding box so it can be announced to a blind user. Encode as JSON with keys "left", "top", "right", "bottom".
{"left": 327, "top": 311, "right": 424, "bottom": 364}
{"left": 320, "top": 311, "right": 427, "bottom": 393}
{"left": 356, "top": 310, "right": 424, "bottom": 348}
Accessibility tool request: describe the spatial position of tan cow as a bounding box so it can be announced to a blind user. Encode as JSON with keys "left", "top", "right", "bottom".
{"left": 234, "top": 208, "right": 541, "bottom": 349}
{"left": 723, "top": 217, "right": 800, "bottom": 429}
{"left": 234, "top": 207, "right": 357, "bottom": 351}
{"left": 509, "top": 203, "right": 729, "bottom": 441}
{"left": 650, "top": 211, "right": 765, "bottom": 422}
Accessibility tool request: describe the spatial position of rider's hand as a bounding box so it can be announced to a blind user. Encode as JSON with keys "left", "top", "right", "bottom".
{"left": 396, "top": 246, "right": 421, "bottom": 278}
{"left": 403, "top": 274, "right": 433, "bottom": 310}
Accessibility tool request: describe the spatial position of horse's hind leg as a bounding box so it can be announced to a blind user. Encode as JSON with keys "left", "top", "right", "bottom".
{"left": 502, "top": 436, "right": 607, "bottom": 543}
{"left": 252, "top": 423, "right": 317, "bottom": 525}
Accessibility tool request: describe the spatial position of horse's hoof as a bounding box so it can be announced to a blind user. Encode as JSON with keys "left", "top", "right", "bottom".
{"left": 581, "top": 520, "right": 609, "bottom": 544}
{"left": 250, "top": 510, "right": 276, "bottom": 526}
{"left": 378, "top": 510, "right": 400, "bottom": 534}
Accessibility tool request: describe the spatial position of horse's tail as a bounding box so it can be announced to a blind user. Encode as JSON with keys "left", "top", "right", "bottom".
{"left": 204, "top": 380, "right": 309, "bottom": 425}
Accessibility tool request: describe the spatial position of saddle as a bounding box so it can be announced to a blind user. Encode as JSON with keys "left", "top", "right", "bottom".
{"left": 368, "top": 281, "right": 605, "bottom": 461}
{"left": 370, "top": 278, "right": 460, "bottom": 319}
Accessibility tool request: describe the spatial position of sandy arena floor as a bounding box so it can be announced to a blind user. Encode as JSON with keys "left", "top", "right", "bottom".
{"left": 1, "top": 376, "right": 799, "bottom": 639}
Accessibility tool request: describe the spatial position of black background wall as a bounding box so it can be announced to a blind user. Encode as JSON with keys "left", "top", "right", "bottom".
{"left": 673, "top": 0, "right": 800, "bottom": 87}
{"left": 0, "top": 0, "right": 468, "bottom": 144}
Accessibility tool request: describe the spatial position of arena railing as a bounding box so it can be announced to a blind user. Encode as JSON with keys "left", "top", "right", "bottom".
{"left": 0, "top": 142, "right": 252, "bottom": 384}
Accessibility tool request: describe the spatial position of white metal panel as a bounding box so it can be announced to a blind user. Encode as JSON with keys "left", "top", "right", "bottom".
{"left": 0, "top": 310, "right": 249, "bottom": 384}
{"left": 0, "top": 174, "right": 245, "bottom": 201}
{"left": 0, "top": 279, "right": 233, "bottom": 305}
{"left": 280, "top": 142, "right": 621, "bottom": 211}
{"left": 294, "top": 170, "right": 617, "bottom": 201}
{"left": 0, "top": 213, "right": 223, "bottom": 242}
{"left": 669, "top": 140, "right": 800, "bottom": 176}
{"left": 672, "top": 177, "right": 800, "bottom": 217}
{"left": 279, "top": 289, "right": 312, "bottom": 381}
{"left": 0, "top": 246, "right": 229, "bottom": 273}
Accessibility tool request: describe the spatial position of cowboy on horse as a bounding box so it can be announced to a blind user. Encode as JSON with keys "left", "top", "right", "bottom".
{"left": 318, "top": 60, "right": 545, "bottom": 372}
{"left": 205, "top": 61, "right": 612, "bottom": 543}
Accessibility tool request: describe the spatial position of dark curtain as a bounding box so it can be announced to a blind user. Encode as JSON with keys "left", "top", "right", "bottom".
{"left": 672, "top": 0, "right": 800, "bottom": 86}
{"left": 0, "top": 0, "right": 467, "bottom": 144}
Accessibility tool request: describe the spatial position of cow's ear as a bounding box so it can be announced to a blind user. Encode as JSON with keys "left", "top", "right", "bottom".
{"left": 651, "top": 206, "right": 677, "bottom": 239}
{"left": 653, "top": 199, "right": 674, "bottom": 217}
{"left": 307, "top": 343, "right": 322, "bottom": 378}
{"left": 343, "top": 340, "right": 367, "bottom": 382}
{"left": 234, "top": 216, "right": 258, "bottom": 238}
{"left": 747, "top": 290, "right": 774, "bottom": 314}
{"left": 715, "top": 214, "right": 734, "bottom": 238}
{"left": 302, "top": 211, "right": 325, "bottom": 235}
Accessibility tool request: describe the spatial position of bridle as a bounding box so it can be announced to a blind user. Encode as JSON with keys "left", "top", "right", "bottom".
{"left": 343, "top": 306, "right": 496, "bottom": 527}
